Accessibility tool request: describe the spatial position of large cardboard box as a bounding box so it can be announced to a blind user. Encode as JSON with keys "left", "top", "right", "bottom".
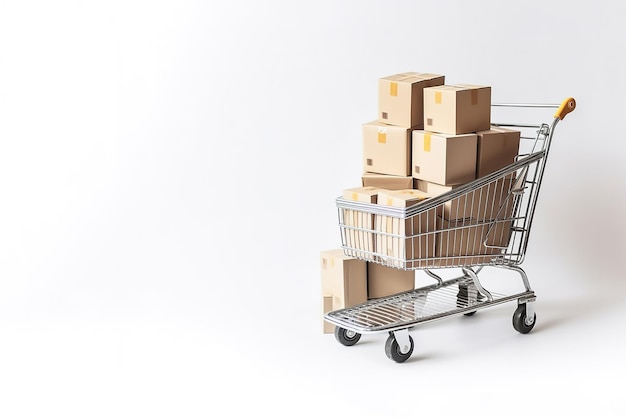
{"left": 367, "top": 262, "right": 415, "bottom": 299}
{"left": 436, "top": 217, "right": 512, "bottom": 257}
{"left": 412, "top": 130, "right": 477, "bottom": 186}
{"left": 415, "top": 176, "right": 516, "bottom": 221}
{"left": 375, "top": 189, "right": 439, "bottom": 268}
{"left": 414, "top": 179, "right": 466, "bottom": 220}
{"left": 469, "top": 176, "right": 516, "bottom": 221}
{"left": 362, "top": 172, "right": 413, "bottom": 190}
{"left": 320, "top": 249, "right": 368, "bottom": 333}
{"left": 423, "top": 84, "right": 491, "bottom": 135}
{"left": 378, "top": 72, "right": 445, "bottom": 128}
{"left": 340, "top": 186, "right": 381, "bottom": 260}
{"left": 363, "top": 121, "right": 413, "bottom": 176}
{"left": 476, "top": 128, "right": 521, "bottom": 178}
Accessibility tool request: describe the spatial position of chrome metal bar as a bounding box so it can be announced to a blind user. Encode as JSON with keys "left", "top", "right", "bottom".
{"left": 424, "top": 269, "right": 444, "bottom": 286}
{"left": 496, "top": 264, "right": 532, "bottom": 292}
{"left": 462, "top": 267, "right": 493, "bottom": 302}
{"left": 520, "top": 118, "right": 560, "bottom": 257}
{"left": 492, "top": 123, "right": 542, "bottom": 129}
{"left": 492, "top": 103, "right": 559, "bottom": 108}
{"left": 525, "top": 301, "right": 535, "bottom": 325}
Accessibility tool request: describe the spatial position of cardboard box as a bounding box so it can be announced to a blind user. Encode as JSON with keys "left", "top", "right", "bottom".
{"left": 414, "top": 179, "right": 466, "bottom": 220}
{"left": 375, "top": 189, "right": 439, "bottom": 268}
{"left": 469, "top": 176, "right": 516, "bottom": 221}
{"left": 362, "top": 172, "right": 413, "bottom": 190}
{"left": 423, "top": 84, "right": 491, "bottom": 134}
{"left": 412, "top": 130, "right": 477, "bottom": 185}
{"left": 378, "top": 72, "right": 445, "bottom": 128}
{"left": 415, "top": 176, "right": 516, "bottom": 221}
{"left": 322, "top": 296, "right": 334, "bottom": 334}
{"left": 320, "top": 250, "right": 368, "bottom": 330}
{"left": 367, "top": 262, "right": 415, "bottom": 299}
{"left": 340, "top": 187, "right": 381, "bottom": 260}
{"left": 476, "top": 128, "right": 521, "bottom": 178}
{"left": 436, "top": 217, "right": 512, "bottom": 257}
{"left": 363, "top": 121, "right": 413, "bottom": 176}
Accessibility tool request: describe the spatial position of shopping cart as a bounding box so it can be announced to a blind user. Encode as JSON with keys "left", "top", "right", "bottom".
{"left": 324, "top": 98, "right": 576, "bottom": 363}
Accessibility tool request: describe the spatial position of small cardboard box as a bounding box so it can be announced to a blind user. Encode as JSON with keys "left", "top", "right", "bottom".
{"left": 367, "top": 262, "right": 415, "bottom": 299}
{"left": 378, "top": 72, "right": 445, "bottom": 128}
{"left": 320, "top": 249, "right": 368, "bottom": 333}
{"left": 415, "top": 176, "right": 516, "bottom": 221}
{"left": 412, "top": 130, "right": 477, "bottom": 186}
{"left": 363, "top": 121, "right": 413, "bottom": 176}
{"left": 340, "top": 187, "right": 381, "bottom": 261}
{"left": 436, "top": 217, "right": 512, "bottom": 257}
{"left": 476, "top": 128, "right": 521, "bottom": 178}
{"left": 423, "top": 84, "right": 491, "bottom": 135}
{"left": 362, "top": 172, "right": 413, "bottom": 190}
{"left": 375, "top": 189, "right": 439, "bottom": 268}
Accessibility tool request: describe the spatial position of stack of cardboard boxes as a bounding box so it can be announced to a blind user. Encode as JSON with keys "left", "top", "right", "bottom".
{"left": 321, "top": 72, "right": 521, "bottom": 333}
{"left": 416, "top": 83, "right": 521, "bottom": 262}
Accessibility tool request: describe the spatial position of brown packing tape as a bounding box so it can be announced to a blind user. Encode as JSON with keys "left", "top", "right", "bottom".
{"left": 351, "top": 192, "right": 358, "bottom": 201}
{"left": 435, "top": 91, "right": 442, "bottom": 104}
{"left": 471, "top": 89, "right": 478, "bottom": 105}
{"left": 378, "top": 132, "right": 387, "bottom": 144}
{"left": 390, "top": 82, "right": 398, "bottom": 96}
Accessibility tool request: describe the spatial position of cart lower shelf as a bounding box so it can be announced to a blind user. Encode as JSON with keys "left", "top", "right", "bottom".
{"left": 324, "top": 274, "right": 537, "bottom": 363}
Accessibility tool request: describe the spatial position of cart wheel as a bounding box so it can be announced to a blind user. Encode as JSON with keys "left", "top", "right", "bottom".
{"left": 457, "top": 286, "right": 479, "bottom": 316}
{"left": 385, "top": 334, "right": 414, "bottom": 363}
{"left": 512, "top": 304, "right": 536, "bottom": 334}
{"left": 334, "top": 327, "right": 361, "bottom": 346}
{"left": 457, "top": 298, "right": 477, "bottom": 316}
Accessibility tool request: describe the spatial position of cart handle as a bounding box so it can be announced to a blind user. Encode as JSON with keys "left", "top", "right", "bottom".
{"left": 554, "top": 97, "right": 576, "bottom": 120}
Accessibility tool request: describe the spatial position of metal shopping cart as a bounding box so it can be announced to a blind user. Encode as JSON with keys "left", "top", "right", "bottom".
{"left": 324, "top": 98, "right": 576, "bottom": 363}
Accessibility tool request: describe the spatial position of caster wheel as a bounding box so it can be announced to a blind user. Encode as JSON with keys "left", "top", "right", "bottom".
{"left": 457, "top": 285, "right": 480, "bottom": 316}
{"left": 334, "top": 327, "right": 361, "bottom": 346}
{"left": 512, "top": 304, "right": 536, "bottom": 334}
{"left": 385, "top": 334, "right": 414, "bottom": 363}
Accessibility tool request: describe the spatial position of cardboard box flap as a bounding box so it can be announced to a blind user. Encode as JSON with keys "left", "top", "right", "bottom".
{"left": 381, "top": 72, "right": 423, "bottom": 83}
{"left": 362, "top": 173, "right": 414, "bottom": 190}
{"left": 342, "top": 186, "right": 382, "bottom": 203}
{"left": 381, "top": 72, "right": 445, "bottom": 84}
{"left": 451, "top": 84, "right": 490, "bottom": 91}
{"left": 426, "top": 84, "right": 490, "bottom": 93}
{"left": 378, "top": 189, "right": 430, "bottom": 208}
{"left": 425, "top": 85, "right": 464, "bottom": 93}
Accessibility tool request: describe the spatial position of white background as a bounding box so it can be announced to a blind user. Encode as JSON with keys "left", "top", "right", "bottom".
{"left": 1, "top": 0, "right": 625, "bottom": 415}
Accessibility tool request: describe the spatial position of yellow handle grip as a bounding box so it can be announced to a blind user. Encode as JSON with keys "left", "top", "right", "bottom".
{"left": 555, "top": 97, "right": 576, "bottom": 120}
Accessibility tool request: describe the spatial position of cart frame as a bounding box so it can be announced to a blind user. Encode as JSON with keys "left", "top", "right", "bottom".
{"left": 324, "top": 98, "right": 576, "bottom": 363}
